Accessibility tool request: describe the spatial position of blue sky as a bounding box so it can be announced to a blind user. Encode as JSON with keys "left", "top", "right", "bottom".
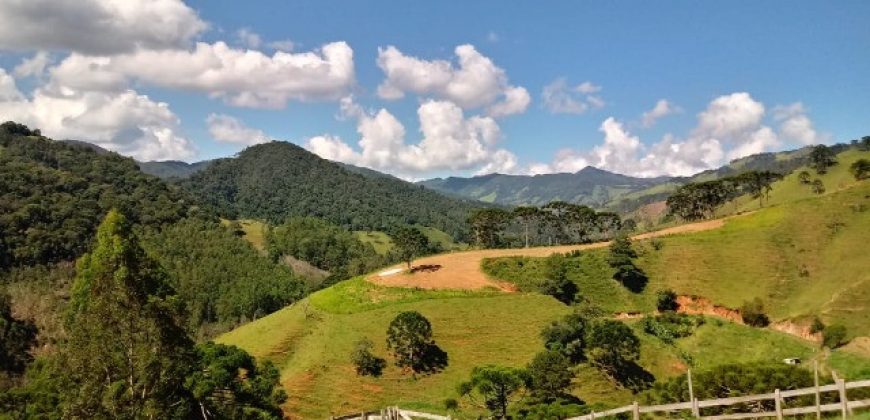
{"left": 0, "top": 0, "right": 867, "bottom": 178}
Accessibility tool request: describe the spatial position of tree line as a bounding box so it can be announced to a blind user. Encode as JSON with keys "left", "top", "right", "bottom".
{"left": 468, "top": 202, "right": 627, "bottom": 249}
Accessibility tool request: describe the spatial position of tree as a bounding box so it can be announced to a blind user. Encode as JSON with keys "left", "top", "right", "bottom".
{"left": 541, "top": 312, "right": 588, "bottom": 363}
{"left": 469, "top": 208, "right": 511, "bottom": 248}
{"left": 526, "top": 351, "right": 574, "bottom": 403}
{"left": 797, "top": 170, "right": 812, "bottom": 185}
{"left": 822, "top": 324, "right": 848, "bottom": 349}
{"left": 386, "top": 311, "right": 447, "bottom": 374}
{"left": 607, "top": 236, "right": 647, "bottom": 293}
{"left": 513, "top": 206, "right": 541, "bottom": 248}
{"left": 736, "top": 171, "right": 782, "bottom": 207}
{"left": 0, "top": 293, "right": 37, "bottom": 376}
{"left": 185, "top": 342, "right": 287, "bottom": 419}
{"left": 350, "top": 338, "right": 387, "bottom": 377}
{"left": 740, "top": 298, "right": 770, "bottom": 327}
{"left": 809, "top": 144, "right": 837, "bottom": 174}
{"left": 61, "top": 209, "right": 197, "bottom": 418}
{"left": 656, "top": 289, "right": 679, "bottom": 312}
{"left": 390, "top": 226, "right": 429, "bottom": 270}
{"left": 811, "top": 179, "right": 825, "bottom": 195}
{"left": 458, "top": 365, "right": 527, "bottom": 419}
{"left": 585, "top": 320, "right": 641, "bottom": 381}
{"left": 850, "top": 158, "right": 870, "bottom": 180}
{"left": 539, "top": 276, "right": 578, "bottom": 305}
{"left": 859, "top": 136, "right": 870, "bottom": 151}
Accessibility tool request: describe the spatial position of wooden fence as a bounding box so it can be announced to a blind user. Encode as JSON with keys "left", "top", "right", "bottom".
{"left": 332, "top": 406, "right": 450, "bottom": 420}
{"left": 567, "top": 378, "right": 870, "bottom": 420}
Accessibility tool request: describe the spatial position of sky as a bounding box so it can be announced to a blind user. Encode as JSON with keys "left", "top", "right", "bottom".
{"left": 0, "top": 0, "right": 868, "bottom": 179}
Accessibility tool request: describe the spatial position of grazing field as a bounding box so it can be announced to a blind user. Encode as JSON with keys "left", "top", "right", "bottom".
{"left": 356, "top": 226, "right": 466, "bottom": 256}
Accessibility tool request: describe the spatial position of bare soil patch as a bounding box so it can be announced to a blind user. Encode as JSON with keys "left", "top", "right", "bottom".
{"left": 369, "top": 217, "right": 731, "bottom": 290}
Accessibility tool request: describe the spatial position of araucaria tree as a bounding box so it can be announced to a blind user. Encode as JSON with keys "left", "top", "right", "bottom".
{"left": 458, "top": 365, "right": 527, "bottom": 419}
{"left": 386, "top": 311, "right": 447, "bottom": 375}
{"left": 586, "top": 320, "right": 642, "bottom": 384}
{"left": 391, "top": 226, "right": 430, "bottom": 270}
{"left": 61, "top": 209, "right": 196, "bottom": 418}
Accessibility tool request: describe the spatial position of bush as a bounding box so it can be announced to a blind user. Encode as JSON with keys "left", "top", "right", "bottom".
{"left": 850, "top": 158, "right": 870, "bottom": 180}
{"left": 641, "top": 313, "right": 704, "bottom": 344}
{"left": 740, "top": 298, "right": 770, "bottom": 327}
{"left": 351, "top": 338, "right": 386, "bottom": 377}
{"left": 538, "top": 276, "right": 578, "bottom": 305}
{"left": 811, "top": 179, "right": 825, "bottom": 195}
{"left": 822, "top": 324, "right": 848, "bottom": 349}
{"left": 656, "top": 289, "right": 679, "bottom": 312}
{"left": 526, "top": 351, "right": 574, "bottom": 402}
{"left": 810, "top": 317, "right": 825, "bottom": 334}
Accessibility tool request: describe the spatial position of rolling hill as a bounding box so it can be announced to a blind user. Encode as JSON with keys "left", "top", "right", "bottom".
{"left": 218, "top": 151, "right": 870, "bottom": 417}
{"left": 180, "top": 141, "right": 483, "bottom": 239}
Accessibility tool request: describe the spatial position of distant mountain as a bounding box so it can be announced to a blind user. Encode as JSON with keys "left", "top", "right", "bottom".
{"left": 180, "top": 141, "right": 482, "bottom": 239}
{"left": 139, "top": 160, "right": 213, "bottom": 179}
{"left": 419, "top": 166, "right": 672, "bottom": 208}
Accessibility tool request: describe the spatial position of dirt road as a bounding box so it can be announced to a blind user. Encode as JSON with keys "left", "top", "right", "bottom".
{"left": 369, "top": 217, "right": 728, "bottom": 290}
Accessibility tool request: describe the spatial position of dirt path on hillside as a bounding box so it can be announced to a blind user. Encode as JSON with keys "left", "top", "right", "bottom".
{"left": 369, "top": 217, "right": 730, "bottom": 290}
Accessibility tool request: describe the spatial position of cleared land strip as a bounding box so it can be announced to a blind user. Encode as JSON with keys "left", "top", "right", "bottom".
{"left": 369, "top": 217, "right": 728, "bottom": 290}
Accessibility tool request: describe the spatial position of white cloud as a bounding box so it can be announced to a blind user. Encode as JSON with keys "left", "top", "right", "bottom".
{"left": 773, "top": 102, "right": 822, "bottom": 145}
{"left": 13, "top": 51, "right": 52, "bottom": 78}
{"left": 530, "top": 92, "right": 792, "bottom": 177}
{"left": 376, "top": 44, "right": 529, "bottom": 117}
{"left": 235, "top": 28, "right": 262, "bottom": 49}
{"left": 0, "top": 0, "right": 207, "bottom": 55}
{"left": 0, "top": 68, "right": 194, "bottom": 161}
{"left": 47, "top": 41, "right": 356, "bottom": 109}
{"left": 206, "top": 114, "right": 269, "bottom": 145}
{"left": 268, "top": 39, "right": 296, "bottom": 52}
{"left": 641, "top": 99, "right": 680, "bottom": 127}
{"left": 0, "top": 69, "right": 24, "bottom": 101}
{"left": 541, "top": 78, "right": 605, "bottom": 115}
{"left": 306, "top": 99, "right": 518, "bottom": 177}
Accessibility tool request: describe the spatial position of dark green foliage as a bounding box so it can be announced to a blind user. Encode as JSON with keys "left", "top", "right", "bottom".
{"left": 181, "top": 141, "right": 476, "bottom": 239}
{"left": 468, "top": 208, "right": 512, "bottom": 248}
{"left": 607, "top": 236, "right": 647, "bottom": 293}
{"left": 822, "top": 324, "right": 848, "bottom": 349}
{"left": 740, "top": 298, "right": 770, "bottom": 327}
{"left": 513, "top": 399, "right": 585, "bottom": 420}
{"left": 0, "top": 125, "right": 190, "bottom": 269}
{"left": 539, "top": 276, "right": 579, "bottom": 305}
{"left": 351, "top": 338, "right": 387, "bottom": 377}
{"left": 656, "top": 289, "right": 679, "bottom": 312}
{"left": 267, "top": 217, "right": 387, "bottom": 283}
{"left": 141, "top": 218, "right": 305, "bottom": 335}
{"left": 811, "top": 178, "right": 825, "bottom": 194}
{"left": 391, "top": 226, "right": 429, "bottom": 269}
{"left": 526, "top": 351, "right": 574, "bottom": 403}
{"left": 640, "top": 313, "right": 704, "bottom": 344}
{"left": 810, "top": 317, "right": 825, "bottom": 334}
{"left": 735, "top": 170, "right": 783, "bottom": 206}
{"left": 386, "top": 311, "right": 447, "bottom": 374}
{"left": 138, "top": 159, "right": 213, "bottom": 179}
{"left": 797, "top": 170, "right": 812, "bottom": 184}
{"left": 585, "top": 320, "right": 642, "bottom": 384}
{"left": 646, "top": 363, "right": 823, "bottom": 415}
{"left": 0, "top": 293, "right": 37, "bottom": 375}
{"left": 541, "top": 312, "right": 588, "bottom": 363}
{"left": 809, "top": 144, "right": 838, "bottom": 174}
{"left": 61, "top": 210, "right": 197, "bottom": 418}
{"left": 859, "top": 136, "right": 870, "bottom": 151}
{"left": 185, "top": 342, "right": 286, "bottom": 419}
{"left": 666, "top": 179, "right": 737, "bottom": 221}
{"left": 850, "top": 158, "right": 870, "bottom": 180}
{"left": 458, "top": 365, "right": 528, "bottom": 419}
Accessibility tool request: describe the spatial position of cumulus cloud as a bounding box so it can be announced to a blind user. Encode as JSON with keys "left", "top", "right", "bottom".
{"left": 206, "top": 114, "right": 269, "bottom": 145}
{"left": 541, "top": 78, "right": 605, "bottom": 115}
{"left": 773, "top": 102, "right": 822, "bottom": 145}
{"left": 641, "top": 99, "right": 680, "bottom": 127}
{"left": 47, "top": 41, "right": 355, "bottom": 108}
{"left": 235, "top": 28, "right": 262, "bottom": 49}
{"left": 0, "top": 0, "right": 207, "bottom": 55}
{"left": 531, "top": 92, "right": 793, "bottom": 177}
{"left": 13, "top": 51, "right": 52, "bottom": 78}
{"left": 376, "top": 44, "right": 529, "bottom": 117}
{"left": 0, "top": 68, "right": 194, "bottom": 161}
{"left": 306, "top": 99, "right": 518, "bottom": 177}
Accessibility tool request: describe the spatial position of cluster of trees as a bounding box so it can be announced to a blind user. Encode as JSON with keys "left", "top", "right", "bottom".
{"left": 454, "top": 308, "right": 652, "bottom": 418}
{"left": 1, "top": 211, "right": 286, "bottom": 419}
{"left": 468, "top": 202, "right": 626, "bottom": 249}
{"left": 267, "top": 217, "right": 391, "bottom": 284}
{"left": 666, "top": 170, "right": 783, "bottom": 221}
{"left": 352, "top": 311, "right": 448, "bottom": 378}
{"left": 181, "top": 141, "right": 477, "bottom": 240}
{"left": 607, "top": 236, "right": 647, "bottom": 293}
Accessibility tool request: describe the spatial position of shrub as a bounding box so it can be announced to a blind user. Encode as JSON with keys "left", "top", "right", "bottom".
{"left": 351, "top": 338, "right": 386, "bottom": 377}
{"left": 526, "top": 351, "right": 574, "bottom": 402}
{"left": 810, "top": 317, "right": 825, "bottom": 334}
{"left": 641, "top": 313, "right": 703, "bottom": 344}
{"left": 822, "top": 324, "right": 848, "bottom": 349}
{"left": 850, "top": 158, "right": 870, "bottom": 180}
{"left": 656, "top": 289, "right": 679, "bottom": 312}
{"left": 740, "top": 298, "right": 770, "bottom": 327}
{"left": 538, "top": 276, "right": 578, "bottom": 305}
{"left": 797, "top": 170, "right": 812, "bottom": 185}
{"left": 811, "top": 179, "right": 825, "bottom": 195}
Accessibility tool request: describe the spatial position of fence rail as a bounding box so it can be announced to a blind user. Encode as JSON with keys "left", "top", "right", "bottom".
{"left": 568, "top": 378, "right": 870, "bottom": 420}
{"left": 332, "top": 406, "right": 450, "bottom": 420}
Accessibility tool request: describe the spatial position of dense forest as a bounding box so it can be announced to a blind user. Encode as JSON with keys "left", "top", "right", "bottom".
{"left": 180, "top": 141, "right": 481, "bottom": 239}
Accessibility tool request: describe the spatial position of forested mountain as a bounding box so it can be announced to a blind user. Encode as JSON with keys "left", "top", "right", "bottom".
{"left": 181, "top": 141, "right": 482, "bottom": 239}
{"left": 420, "top": 166, "right": 671, "bottom": 207}
{"left": 139, "top": 160, "right": 214, "bottom": 179}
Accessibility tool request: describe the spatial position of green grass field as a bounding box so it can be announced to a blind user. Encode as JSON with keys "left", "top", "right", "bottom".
{"left": 356, "top": 226, "right": 467, "bottom": 255}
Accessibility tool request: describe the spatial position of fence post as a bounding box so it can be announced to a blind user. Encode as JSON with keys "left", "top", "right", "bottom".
{"left": 814, "top": 360, "right": 821, "bottom": 420}
{"left": 632, "top": 401, "right": 640, "bottom": 420}
{"left": 687, "top": 369, "right": 700, "bottom": 418}
{"left": 590, "top": 410, "right": 595, "bottom": 419}
{"left": 837, "top": 378, "right": 849, "bottom": 419}
{"left": 774, "top": 389, "right": 783, "bottom": 420}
